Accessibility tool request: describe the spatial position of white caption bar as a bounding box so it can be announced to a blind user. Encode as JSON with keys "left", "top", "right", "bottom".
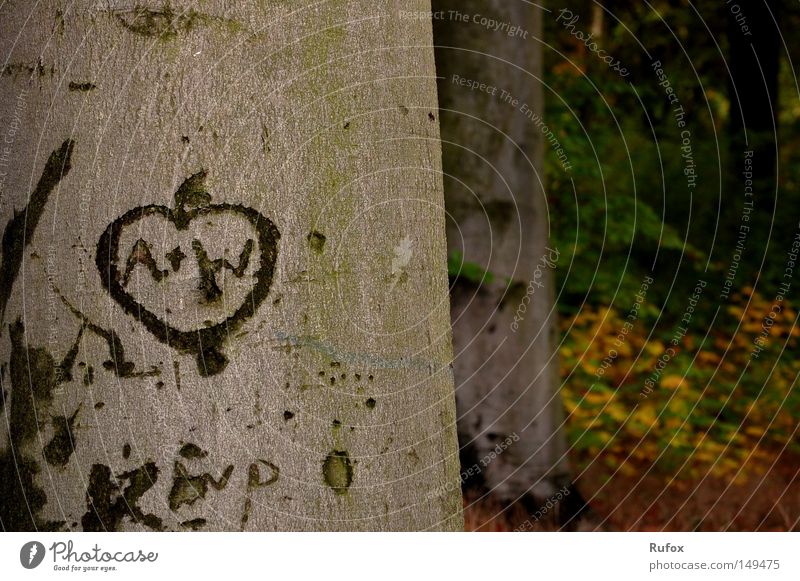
{"left": 1, "top": 532, "right": 796, "bottom": 580}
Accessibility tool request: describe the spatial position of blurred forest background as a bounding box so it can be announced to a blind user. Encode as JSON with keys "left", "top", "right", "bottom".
{"left": 450, "top": 0, "right": 800, "bottom": 531}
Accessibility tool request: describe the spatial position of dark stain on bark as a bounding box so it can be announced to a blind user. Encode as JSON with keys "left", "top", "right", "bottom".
{"left": 240, "top": 459, "right": 279, "bottom": 530}
{"left": 54, "top": 10, "right": 65, "bottom": 35}
{"left": 178, "top": 443, "right": 207, "bottom": 460}
{"left": 43, "top": 406, "right": 80, "bottom": 467}
{"left": 110, "top": 6, "right": 242, "bottom": 40}
{"left": 260, "top": 124, "right": 271, "bottom": 155}
{"left": 68, "top": 81, "right": 96, "bottom": 92}
{"left": 0, "top": 139, "right": 74, "bottom": 323}
{"left": 0, "top": 320, "right": 65, "bottom": 531}
{"left": 307, "top": 230, "right": 326, "bottom": 254}
{"left": 56, "top": 326, "right": 84, "bottom": 384}
{"left": 322, "top": 450, "right": 353, "bottom": 495}
{"left": 168, "top": 453, "right": 234, "bottom": 511}
{"left": 82, "top": 462, "right": 163, "bottom": 531}
{"left": 165, "top": 246, "right": 186, "bottom": 271}
{"left": 83, "top": 365, "right": 94, "bottom": 386}
{"left": 192, "top": 237, "right": 254, "bottom": 303}
{"left": 248, "top": 459, "right": 279, "bottom": 490}
{"left": 121, "top": 239, "right": 169, "bottom": 286}
{"left": 56, "top": 292, "right": 160, "bottom": 379}
{"left": 1, "top": 61, "right": 55, "bottom": 79}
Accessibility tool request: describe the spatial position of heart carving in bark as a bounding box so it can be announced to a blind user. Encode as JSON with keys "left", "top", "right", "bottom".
{"left": 96, "top": 171, "right": 280, "bottom": 376}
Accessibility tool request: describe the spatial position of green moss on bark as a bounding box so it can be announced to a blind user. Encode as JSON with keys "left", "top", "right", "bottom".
{"left": 322, "top": 450, "right": 353, "bottom": 495}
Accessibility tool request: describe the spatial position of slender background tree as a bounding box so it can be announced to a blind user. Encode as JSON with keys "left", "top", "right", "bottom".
{"left": 433, "top": 0, "right": 573, "bottom": 513}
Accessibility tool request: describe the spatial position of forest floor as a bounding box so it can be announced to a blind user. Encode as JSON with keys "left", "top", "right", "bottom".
{"left": 463, "top": 448, "right": 800, "bottom": 531}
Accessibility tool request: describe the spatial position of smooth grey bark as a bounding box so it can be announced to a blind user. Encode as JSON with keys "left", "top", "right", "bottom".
{"left": 433, "top": 0, "right": 571, "bottom": 502}
{"left": 0, "top": 0, "right": 462, "bottom": 531}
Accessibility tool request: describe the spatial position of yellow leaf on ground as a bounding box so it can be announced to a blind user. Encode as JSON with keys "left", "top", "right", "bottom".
{"left": 660, "top": 375, "right": 685, "bottom": 389}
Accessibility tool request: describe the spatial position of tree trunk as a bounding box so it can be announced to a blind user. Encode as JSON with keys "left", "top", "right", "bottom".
{"left": 432, "top": 1, "right": 571, "bottom": 504}
{"left": 0, "top": 0, "right": 462, "bottom": 532}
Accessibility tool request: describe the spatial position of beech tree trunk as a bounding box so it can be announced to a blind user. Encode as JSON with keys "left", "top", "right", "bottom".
{"left": 0, "top": 0, "right": 462, "bottom": 531}
{"left": 433, "top": 1, "right": 571, "bottom": 503}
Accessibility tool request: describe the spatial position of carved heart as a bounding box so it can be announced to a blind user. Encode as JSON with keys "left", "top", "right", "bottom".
{"left": 96, "top": 171, "right": 280, "bottom": 376}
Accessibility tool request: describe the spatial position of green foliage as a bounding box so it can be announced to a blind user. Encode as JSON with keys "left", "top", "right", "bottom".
{"left": 448, "top": 250, "right": 495, "bottom": 285}
{"left": 543, "top": 0, "right": 724, "bottom": 313}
